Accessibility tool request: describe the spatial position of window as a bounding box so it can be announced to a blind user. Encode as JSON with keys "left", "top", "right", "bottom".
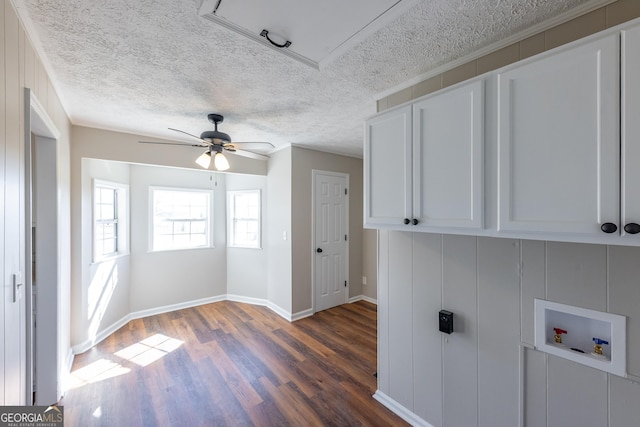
{"left": 227, "top": 190, "right": 261, "bottom": 248}
{"left": 151, "top": 187, "right": 213, "bottom": 251}
{"left": 93, "top": 180, "right": 128, "bottom": 261}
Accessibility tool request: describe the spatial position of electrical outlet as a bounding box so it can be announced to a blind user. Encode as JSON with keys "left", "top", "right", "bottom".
{"left": 362, "top": 276, "right": 367, "bottom": 285}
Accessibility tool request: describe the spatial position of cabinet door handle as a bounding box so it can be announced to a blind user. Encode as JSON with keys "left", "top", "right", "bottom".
{"left": 403, "top": 218, "right": 410, "bottom": 225}
{"left": 412, "top": 218, "right": 419, "bottom": 225}
{"left": 624, "top": 223, "right": 640, "bottom": 234}
{"left": 600, "top": 222, "right": 618, "bottom": 234}
{"left": 316, "top": 248, "right": 323, "bottom": 253}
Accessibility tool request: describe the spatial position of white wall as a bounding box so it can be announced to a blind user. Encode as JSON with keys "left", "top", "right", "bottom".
{"left": 266, "top": 148, "right": 292, "bottom": 314}
{"left": 290, "top": 146, "right": 364, "bottom": 314}
{"left": 362, "top": 228, "right": 377, "bottom": 302}
{"left": 378, "top": 231, "right": 640, "bottom": 427}
{"left": 71, "top": 138, "right": 370, "bottom": 335}
{"left": 73, "top": 156, "right": 280, "bottom": 349}
{"left": 71, "top": 126, "right": 268, "bottom": 176}
{"left": 129, "top": 164, "right": 227, "bottom": 312}
{"left": 226, "top": 173, "right": 268, "bottom": 300}
{"left": 72, "top": 141, "right": 367, "bottom": 335}
{"left": 70, "top": 125, "right": 273, "bottom": 349}
{"left": 75, "top": 158, "right": 131, "bottom": 348}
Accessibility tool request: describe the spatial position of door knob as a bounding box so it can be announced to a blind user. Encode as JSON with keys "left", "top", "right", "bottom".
{"left": 624, "top": 223, "right": 640, "bottom": 234}
{"left": 600, "top": 222, "right": 618, "bottom": 234}
{"left": 316, "top": 248, "right": 323, "bottom": 253}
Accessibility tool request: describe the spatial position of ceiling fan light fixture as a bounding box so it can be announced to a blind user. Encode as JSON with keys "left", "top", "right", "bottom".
{"left": 214, "top": 152, "right": 230, "bottom": 171}
{"left": 195, "top": 151, "right": 212, "bottom": 169}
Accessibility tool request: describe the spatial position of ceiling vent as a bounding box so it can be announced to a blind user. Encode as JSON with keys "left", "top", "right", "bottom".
{"left": 198, "top": 0, "right": 418, "bottom": 69}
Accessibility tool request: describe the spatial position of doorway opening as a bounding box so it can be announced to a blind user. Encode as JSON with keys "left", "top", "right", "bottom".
{"left": 25, "top": 88, "right": 61, "bottom": 405}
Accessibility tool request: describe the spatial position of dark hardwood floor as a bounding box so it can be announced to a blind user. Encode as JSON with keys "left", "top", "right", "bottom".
{"left": 61, "top": 300, "right": 408, "bottom": 426}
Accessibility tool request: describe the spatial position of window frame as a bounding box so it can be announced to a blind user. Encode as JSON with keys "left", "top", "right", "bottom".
{"left": 149, "top": 186, "right": 214, "bottom": 252}
{"left": 227, "top": 189, "right": 262, "bottom": 249}
{"left": 92, "top": 179, "right": 129, "bottom": 262}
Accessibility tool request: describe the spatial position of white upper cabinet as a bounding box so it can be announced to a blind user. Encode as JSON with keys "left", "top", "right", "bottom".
{"left": 364, "top": 79, "right": 484, "bottom": 231}
{"left": 496, "top": 33, "right": 620, "bottom": 236}
{"left": 364, "top": 104, "right": 412, "bottom": 227}
{"left": 413, "top": 80, "right": 484, "bottom": 230}
{"left": 364, "top": 18, "right": 640, "bottom": 246}
{"left": 621, "top": 25, "right": 640, "bottom": 240}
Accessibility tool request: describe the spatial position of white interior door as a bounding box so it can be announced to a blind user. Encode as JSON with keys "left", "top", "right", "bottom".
{"left": 314, "top": 170, "right": 349, "bottom": 312}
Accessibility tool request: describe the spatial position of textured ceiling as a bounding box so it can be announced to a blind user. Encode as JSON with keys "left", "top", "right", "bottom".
{"left": 19, "top": 0, "right": 607, "bottom": 158}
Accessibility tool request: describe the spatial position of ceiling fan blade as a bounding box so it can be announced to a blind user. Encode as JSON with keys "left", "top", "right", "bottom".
{"left": 226, "top": 148, "right": 270, "bottom": 160}
{"left": 168, "top": 127, "right": 209, "bottom": 144}
{"left": 138, "top": 140, "right": 208, "bottom": 148}
{"left": 225, "top": 141, "right": 275, "bottom": 149}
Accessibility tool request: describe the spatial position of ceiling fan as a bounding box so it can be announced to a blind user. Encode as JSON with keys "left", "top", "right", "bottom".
{"left": 139, "top": 113, "right": 274, "bottom": 171}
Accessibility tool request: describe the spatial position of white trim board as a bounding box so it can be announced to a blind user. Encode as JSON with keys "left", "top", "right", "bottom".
{"left": 373, "top": 390, "right": 434, "bottom": 427}
{"left": 72, "top": 293, "right": 377, "bottom": 354}
{"left": 71, "top": 295, "right": 225, "bottom": 354}
{"left": 350, "top": 295, "right": 377, "bottom": 305}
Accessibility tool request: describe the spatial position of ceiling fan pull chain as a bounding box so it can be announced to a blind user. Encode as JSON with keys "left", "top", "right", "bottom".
{"left": 260, "top": 29, "right": 291, "bottom": 49}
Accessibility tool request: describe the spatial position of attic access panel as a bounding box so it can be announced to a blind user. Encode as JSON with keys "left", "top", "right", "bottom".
{"left": 199, "top": 0, "right": 417, "bottom": 69}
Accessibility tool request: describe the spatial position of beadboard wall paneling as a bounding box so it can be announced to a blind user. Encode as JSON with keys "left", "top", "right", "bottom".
{"left": 378, "top": 232, "right": 640, "bottom": 427}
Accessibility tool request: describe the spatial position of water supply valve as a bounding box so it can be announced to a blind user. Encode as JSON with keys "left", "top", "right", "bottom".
{"left": 592, "top": 337, "right": 609, "bottom": 356}
{"left": 553, "top": 328, "right": 567, "bottom": 344}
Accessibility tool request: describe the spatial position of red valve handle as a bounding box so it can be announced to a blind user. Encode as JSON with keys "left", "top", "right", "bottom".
{"left": 553, "top": 328, "right": 567, "bottom": 335}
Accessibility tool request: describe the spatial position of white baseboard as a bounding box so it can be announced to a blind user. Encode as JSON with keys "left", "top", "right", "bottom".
{"left": 72, "top": 294, "right": 302, "bottom": 354}
{"left": 373, "top": 390, "right": 433, "bottom": 427}
{"left": 71, "top": 295, "right": 225, "bottom": 354}
{"left": 223, "top": 294, "right": 309, "bottom": 323}
{"left": 291, "top": 308, "right": 314, "bottom": 321}
{"left": 226, "top": 294, "right": 268, "bottom": 307}
{"left": 131, "top": 295, "right": 226, "bottom": 320}
{"left": 349, "top": 294, "right": 377, "bottom": 305}
{"left": 65, "top": 348, "right": 74, "bottom": 373}
{"left": 61, "top": 348, "right": 75, "bottom": 398}
{"left": 71, "top": 294, "right": 376, "bottom": 354}
{"left": 263, "top": 301, "right": 294, "bottom": 321}
{"left": 72, "top": 315, "right": 131, "bottom": 354}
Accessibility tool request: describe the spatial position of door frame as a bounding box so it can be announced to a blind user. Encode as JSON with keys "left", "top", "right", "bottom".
{"left": 311, "top": 169, "right": 349, "bottom": 313}
{"left": 24, "top": 88, "right": 61, "bottom": 404}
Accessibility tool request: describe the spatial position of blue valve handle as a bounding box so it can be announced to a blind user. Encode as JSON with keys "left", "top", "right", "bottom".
{"left": 592, "top": 338, "right": 609, "bottom": 345}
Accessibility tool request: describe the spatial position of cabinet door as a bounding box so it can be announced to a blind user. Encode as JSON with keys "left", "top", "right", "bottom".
{"left": 497, "top": 33, "right": 619, "bottom": 235}
{"left": 622, "top": 24, "right": 640, "bottom": 239}
{"left": 413, "top": 79, "right": 484, "bottom": 230}
{"left": 364, "top": 105, "right": 412, "bottom": 227}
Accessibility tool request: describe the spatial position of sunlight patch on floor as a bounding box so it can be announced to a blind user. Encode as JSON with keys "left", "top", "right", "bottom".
{"left": 67, "top": 359, "right": 131, "bottom": 390}
{"left": 68, "top": 334, "right": 184, "bottom": 390}
{"left": 114, "top": 333, "right": 183, "bottom": 367}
